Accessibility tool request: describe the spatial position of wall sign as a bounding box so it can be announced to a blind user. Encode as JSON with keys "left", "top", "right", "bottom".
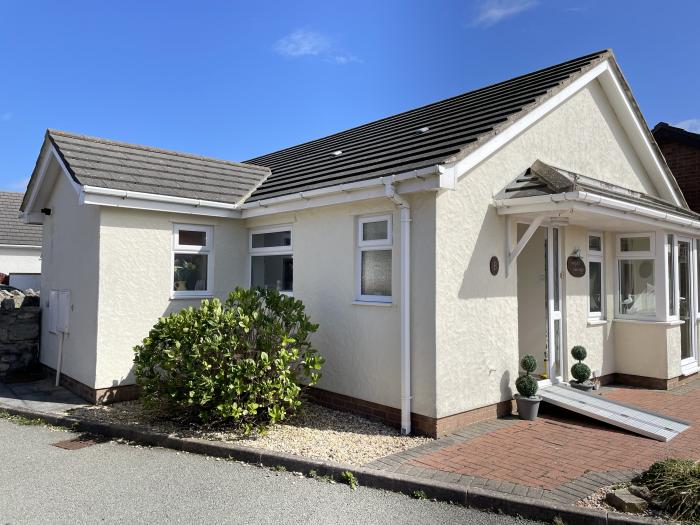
{"left": 489, "top": 256, "right": 499, "bottom": 276}
{"left": 567, "top": 255, "right": 586, "bottom": 278}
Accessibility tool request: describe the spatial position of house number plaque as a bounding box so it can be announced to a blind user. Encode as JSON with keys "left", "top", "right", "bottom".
{"left": 489, "top": 256, "right": 499, "bottom": 276}
{"left": 567, "top": 256, "right": 586, "bottom": 278}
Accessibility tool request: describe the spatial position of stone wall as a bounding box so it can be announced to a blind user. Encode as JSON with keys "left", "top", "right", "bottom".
{"left": 0, "top": 291, "right": 40, "bottom": 379}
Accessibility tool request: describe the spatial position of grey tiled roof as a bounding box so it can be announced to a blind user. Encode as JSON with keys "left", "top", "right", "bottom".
{"left": 245, "top": 50, "right": 611, "bottom": 202}
{"left": 47, "top": 130, "right": 271, "bottom": 205}
{"left": 0, "top": 191, "right": 42, "bottom": 246}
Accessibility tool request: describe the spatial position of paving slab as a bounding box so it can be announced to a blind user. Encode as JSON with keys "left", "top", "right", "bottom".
{"left": 0, "top": 378, "right": 87, "bottom": 414}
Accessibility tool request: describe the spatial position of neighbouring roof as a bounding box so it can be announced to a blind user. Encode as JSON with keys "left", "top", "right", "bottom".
{"left": 498, "top": 160, "right": 699, "bottom": 220}
{"left": 0, "top": 191, "right": 42, "bottom": 246}
{"left": 652, "top": 122, "right": 700, "bottom": 149}
{"left": 46, "top": 130, "right": 271, "bottom": 205}
{"left": 245, "top": 50, "right": 612, "bottom": 202}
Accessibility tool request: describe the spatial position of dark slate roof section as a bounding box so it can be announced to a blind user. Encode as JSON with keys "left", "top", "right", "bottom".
{"left": 47, "top": 130, "right": 271, "bottom": 206}
{"left": 0, "top": 191, "right": 42, "bottom": 246}
{"left": 653, "top": 122, "right": 700, "bottom": 150}
{"left": 245, "top": 50, "right": 612, "bottom": 202}
{"left": 498, "top": 160, "right": 700, "bottom": 220}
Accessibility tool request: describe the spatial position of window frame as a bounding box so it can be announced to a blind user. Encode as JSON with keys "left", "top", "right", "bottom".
{"left": 172, "top": 224, "right": 214, "bottom": 299}
{"left": 615, "top": 232, "right": 656, "bottom": 320}
{"left": 587, "top": 232, "right": 605, "bottom": 320}
{"left": 248, "top": 225, "right": 294, "bottom": 296}
{"left": 356, "top": 214, "right": 393, "bottom": 303}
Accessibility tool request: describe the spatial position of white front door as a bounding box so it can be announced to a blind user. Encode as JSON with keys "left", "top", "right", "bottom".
{"left": 545, "top": 226, "right": 564, "bottom": 383}
{"left": 678, "top": 237, "right": 697, "bottom": 368}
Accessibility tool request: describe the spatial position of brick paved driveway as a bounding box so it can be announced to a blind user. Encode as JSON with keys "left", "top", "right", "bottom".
{"left": 366, "top": 381, "right": 700, "bottom": 505}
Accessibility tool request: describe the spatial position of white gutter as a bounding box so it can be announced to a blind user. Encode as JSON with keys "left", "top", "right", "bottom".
{"left": 495, "top": 191, "right": 700, "bottom": 232}
{"left": 384, "top": 180, "right": 412, "bottom": 435}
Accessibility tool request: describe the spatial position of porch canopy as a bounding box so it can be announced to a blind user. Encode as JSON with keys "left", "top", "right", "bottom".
{"left": 494, "top": 160, "right": 700, "bottom": 237}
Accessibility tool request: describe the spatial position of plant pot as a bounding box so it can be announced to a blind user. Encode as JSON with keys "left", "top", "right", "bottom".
{"left": 175, "top": 280, "right": 187, "bottom": 291}
{"left": 514, "top": 394, "right": 541, "bottom": 420}
{"left": 569, "top": 380, "right": 595, "bottom": 392}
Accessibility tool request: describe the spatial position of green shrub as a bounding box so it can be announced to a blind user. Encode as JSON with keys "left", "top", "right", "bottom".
{"left": 639, "top": 459, "right": 700, "bottom": 521}
{"left": 520, "top": 354, "right": 537, "bottom": 374}
{"left": 570, "top": 345, "right": 590, "bottom": 383}
{"left": 515, "top": 374, "right": 538, "bottom": 397}
{"left": 571, "top": 345, "right": 587, "bottom": 362}
{"left": 133, "top": 287, "right": 324, "bottom": 433}
{"left": 516, "top": 354, "right": 538, "bottom": 397}
{"left": 571, "top": 362, "right": 591, "bottom": 383}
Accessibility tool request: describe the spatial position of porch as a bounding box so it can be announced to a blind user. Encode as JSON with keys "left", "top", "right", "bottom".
{"left": 497, "top": 161, "right": 700, "bottom": 387}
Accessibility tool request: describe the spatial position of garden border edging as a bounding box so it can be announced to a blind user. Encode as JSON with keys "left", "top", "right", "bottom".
{"left": 0, "top": 402, "right": 665, "bottom": 525}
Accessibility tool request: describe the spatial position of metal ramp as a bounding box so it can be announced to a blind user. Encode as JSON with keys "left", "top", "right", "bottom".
{"left": 540, "top": 385, "right": 690, "bottom": 442}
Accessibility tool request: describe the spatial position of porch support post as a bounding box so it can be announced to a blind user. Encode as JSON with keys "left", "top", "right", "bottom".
{"left": 506, "top": 213, "right": 546, "bottom": 275}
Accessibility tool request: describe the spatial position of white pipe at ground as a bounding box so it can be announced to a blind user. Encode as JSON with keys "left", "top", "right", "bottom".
{"left": 55, "top": 332, "right": 64, "bottom": 387}
{"left": 384, "top": 181, "right": 412, "bottom": 435}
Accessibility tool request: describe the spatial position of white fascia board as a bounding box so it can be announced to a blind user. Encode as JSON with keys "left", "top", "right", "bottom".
{"left": 239, "top": 165, "right": 444, "bottom": 219}
{"left": 495, "top": 192, "right": 700, "bottom": 233}
{"left": 450, "top": 61, "right": 609, "bottom": 181}
{"left": 0, "top": 244, "right": 42, "bottom": 249}
{"left": 80, "top": 186, "right": 243, "bottom": 218}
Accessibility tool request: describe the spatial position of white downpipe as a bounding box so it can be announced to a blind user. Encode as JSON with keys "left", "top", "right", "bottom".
{"left": 384, "top": 181, "right": 412, "bottom": 435}
{"left": 55, "top": 332, "right": 64, "bottom": 387}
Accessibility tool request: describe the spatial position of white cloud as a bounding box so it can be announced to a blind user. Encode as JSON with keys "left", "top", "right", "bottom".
{"left": 274, "top": 29, "right": 360, "bottom": 65}
{"left": 675, "top": 119, "right": 700, "bottom": 134}
{"left": 472, "top": 0, "right": 538, "bottom": 27}
{"left": 0, "top": 112, "right": 12, "bottom": 122}
{"left": 275, "top": 30, "right": 330, "bottom": 58}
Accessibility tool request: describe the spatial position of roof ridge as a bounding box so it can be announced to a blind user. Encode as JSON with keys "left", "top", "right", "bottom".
{"left": 47, "top": 129, "right": 270, "bottom": 173}
{"left": 245, "top": 49, "right": 611, "bottom": 163}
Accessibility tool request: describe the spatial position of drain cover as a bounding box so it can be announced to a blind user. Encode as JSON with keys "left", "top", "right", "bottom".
{"left": 51, "top": 434, "right": 108, "bottom": 450}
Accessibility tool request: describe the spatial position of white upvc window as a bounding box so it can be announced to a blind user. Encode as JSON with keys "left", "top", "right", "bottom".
{"left": 588, "top": 233, "right": 604, "bottom": 319}
{"left": 172, "top": 224, "right": 214, "bottom": 298}
{"left": 616, "top": 233, "right": 655, "bottom": 319}
{"left": 249, "top": 226, "right": 293, "bottom": 294}
{"left": 356, "top": 214, "right": 393, "bottom": 303}
{"left": 668, "top": 234, "right": 678, "bottom": 319}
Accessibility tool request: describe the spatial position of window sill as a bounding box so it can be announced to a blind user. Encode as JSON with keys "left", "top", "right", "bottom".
{"left": 681, "top": 363, "right": 700, "bottom": 377}
{"left": 352, "top": 300, "right": 393, "bottom": 307}
{"left": 587, "top": 318, "right": 608, "bottom": 326}
{"left": 170, "top": 293, "right": 214, "bottom": 300}
{"left": 613, "top": 318, "right": 684, "bottom": 326}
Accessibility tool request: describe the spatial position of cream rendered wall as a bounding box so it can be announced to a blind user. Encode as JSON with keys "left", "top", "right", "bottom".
{"left": 94, "top": 207, "right": 248, "bottom": 388}
{"left": 435, "top": 79, "right": 662, "bottom": 418}
{"left": 614, "top": 322, "right": 681, "bottom": 379}
{"left": 0, "top": 247, "right": 41, "bottom": 275}
{"left": 244, "top": 192, "right": 437, "bottom": 417}
{"left": 563, "top": 227, "right": 615, "bottom": 380}
{"left": 39, "top": 173, "right": 101, "bottom": 388}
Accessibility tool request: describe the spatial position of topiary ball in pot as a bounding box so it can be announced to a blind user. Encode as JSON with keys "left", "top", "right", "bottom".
{"left": 571, "top": 345, "right": 587, "bottom": 362}
{"left": 515, "top": 374, "right": 538, "bottom": 398}
{"left": 571, "top": 362, "right": 591, "bottom": 383}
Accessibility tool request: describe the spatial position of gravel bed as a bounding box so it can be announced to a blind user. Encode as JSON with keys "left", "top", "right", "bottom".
{"left": 576, "top": 483, "right": 678, "bottom": 522}
{"left": 70, "top": 400, "right": 432, "bottom": 466}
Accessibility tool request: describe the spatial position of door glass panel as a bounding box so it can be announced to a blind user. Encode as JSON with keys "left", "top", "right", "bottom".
{"left": 553, "top": 319, "right": 562, "bottom": 379}
{"left": 679, "top": 240, "right": 692, "bottom": 360}
{"left": 669, "top": 235, "right": 676, "bottom": 316}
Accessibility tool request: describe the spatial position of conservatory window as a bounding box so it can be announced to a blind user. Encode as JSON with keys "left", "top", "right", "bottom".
{"left": 588, "top": 233, "right": 604, "bottom": 318}
{"left": 617, "top": 233, "right": 655, "bottom": 318}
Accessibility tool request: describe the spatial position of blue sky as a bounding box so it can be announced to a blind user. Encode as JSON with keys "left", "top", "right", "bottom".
{"left": 1, "top": 0, "right": 698, "bottom": 192}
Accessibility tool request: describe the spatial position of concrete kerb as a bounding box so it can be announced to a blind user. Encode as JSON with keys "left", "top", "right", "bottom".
{"left": 0, "top": 402, "right": 668, "bottom": 525}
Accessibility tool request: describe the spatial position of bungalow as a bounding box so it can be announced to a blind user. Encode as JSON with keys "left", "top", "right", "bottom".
{"left": 19, "top": 50, "right": 700, "bottom": 437}
{"left": 0, "top": 191, "right": 41, "bottom": 289}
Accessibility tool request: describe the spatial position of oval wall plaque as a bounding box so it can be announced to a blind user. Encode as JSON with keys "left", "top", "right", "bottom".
{"left": 567, "top": 256, "right": 586, "bottom": 278}
{"left": 489, "top": 256, "right": 499, "bottom": 276}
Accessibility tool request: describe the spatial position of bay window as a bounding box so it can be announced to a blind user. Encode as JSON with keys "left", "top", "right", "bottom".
{"left": 357, "top": 215, "right": 392, "bottom": 302}
{"left": 173, "top": 224, "right": 213, "bottom": 298}
{"left": 250, "top": 227, "right": 293, "bottom": 293}
{"left": 588, "top": 233, "right": 604, "bottom": 319}
{"left": 617, "top": 233, "right": 655, "bottom": 318}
